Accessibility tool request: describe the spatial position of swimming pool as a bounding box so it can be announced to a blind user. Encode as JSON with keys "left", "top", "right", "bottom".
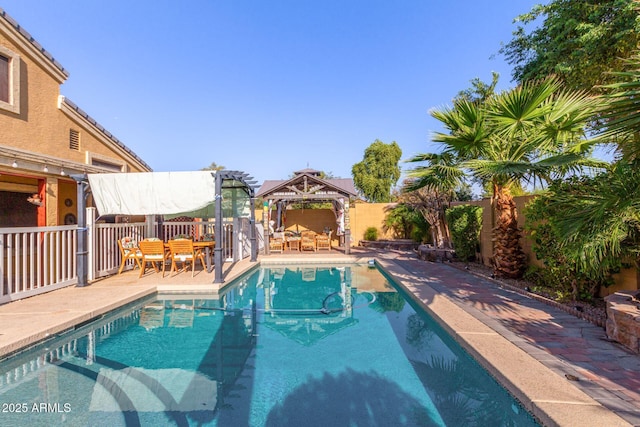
{"left": 0, "top": 264, "right": 539, "bottom": 426}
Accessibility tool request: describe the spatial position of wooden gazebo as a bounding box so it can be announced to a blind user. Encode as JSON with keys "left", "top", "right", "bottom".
{"left": 256, "top": 169, "right": 357, "bottom": 254}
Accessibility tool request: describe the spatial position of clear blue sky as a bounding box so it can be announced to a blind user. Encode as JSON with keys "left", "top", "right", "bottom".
{"left": 2, "top": 0, "right": 542, "bottom": 185}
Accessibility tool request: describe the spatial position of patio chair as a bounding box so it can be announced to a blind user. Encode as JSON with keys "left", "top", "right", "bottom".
{"left": 168, "top": 301, "right": 195, "bottom": 328}
{"left": 117, "top": 237, "right": 143, "bottom": 274}
{"left": 168, "top": 239, "right": 206, "bottom": 277}
{"left": 138, "top": 238, "right": 168, "bottom": 278}
{"left": 270, "top": 232, "right": 285, "bottom": 253}
{"left": 139, "top": 302, "right": 165, "bottom": 330}
{"left": 316, "top": 231, "right": 332, "bottom": 251}
{"left": 302, "top": 267, "right": 316, "bottom": 281}
{"left": 301, "top": 231, "right": 317, "bottom": 252}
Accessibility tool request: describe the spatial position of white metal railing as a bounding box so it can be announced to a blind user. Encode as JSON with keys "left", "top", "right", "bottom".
{"left": 161, "top": 220, "right": 216, "bottom": 242}
{"left": 91, "top": 221, "right": 146, "bottom": 279}
{"left": 0, "top": 308, "right": 140, "bottom": 388}
{"left": 1, "top": 211, "right": 255, "bottom": 304}
{"left": 93, "top": 216, "right": 238, "bottom": 279}
{"left": 0, "top": 225, "right": 77, "bottom": 304}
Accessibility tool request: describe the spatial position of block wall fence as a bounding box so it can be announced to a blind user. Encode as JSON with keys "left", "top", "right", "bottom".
{"left": 256, "top": 197, "right": 639, "bottom": 295}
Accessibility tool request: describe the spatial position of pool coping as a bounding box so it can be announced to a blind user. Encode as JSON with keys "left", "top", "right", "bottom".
{"left": 0, "top": 252, "right": 633, "bottom": 426}
{"left": 375, "top": 257, "right": 632, "bottom": 427}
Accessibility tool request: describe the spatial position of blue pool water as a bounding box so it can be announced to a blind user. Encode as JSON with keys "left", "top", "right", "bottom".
{"left": 0, "top": 264, "right": 539, "bottom": 426}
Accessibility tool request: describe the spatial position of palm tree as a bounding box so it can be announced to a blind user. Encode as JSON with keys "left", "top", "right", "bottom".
{"left": 410, "top": 76, "right": 602, "bottom": 278}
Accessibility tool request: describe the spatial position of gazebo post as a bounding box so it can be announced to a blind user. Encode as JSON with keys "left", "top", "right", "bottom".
{"left": 263, "top": 200, "right": 271, "bottom": 255}
{"left": 344, "top": 199, "right": 351, "bottom": 254}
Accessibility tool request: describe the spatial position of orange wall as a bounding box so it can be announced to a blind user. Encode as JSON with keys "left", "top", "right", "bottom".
{"left": 257, "top": 203, "right": 397, "bottom": 247}
{"left": 349, "top": 202, "right": 396, "bottom": 242}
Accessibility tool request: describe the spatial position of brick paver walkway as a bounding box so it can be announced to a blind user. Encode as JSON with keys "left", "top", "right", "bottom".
{"left": 378, "top": 250, "right": 640, "bottom": 426}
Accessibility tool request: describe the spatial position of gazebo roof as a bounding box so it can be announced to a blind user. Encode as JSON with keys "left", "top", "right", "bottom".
{"left": 256, "top": 172, "right": 357, "bottom": 201}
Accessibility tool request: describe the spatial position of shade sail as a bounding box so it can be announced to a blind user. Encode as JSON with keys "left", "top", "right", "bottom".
{"left": 88, "top": 171, "right": 216, "bottom": 216}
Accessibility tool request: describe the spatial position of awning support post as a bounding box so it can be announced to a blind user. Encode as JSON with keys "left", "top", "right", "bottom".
{"left": 71, "top": 174, "right": 90, "bottom": 287}
{"left": 214, "top": 172, "right": 224, "bottom": 284}
{"left": 250, "top": 196, "right": 257, "bottom": 262}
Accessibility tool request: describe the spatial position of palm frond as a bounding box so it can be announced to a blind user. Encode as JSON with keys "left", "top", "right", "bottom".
{"left": 597, "top": 54, "right": 640, "bottom": 161}
{"left": 405, "top": 152, "right": 465, "bottom": 192}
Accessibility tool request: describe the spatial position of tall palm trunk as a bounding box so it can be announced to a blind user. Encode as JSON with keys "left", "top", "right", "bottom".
{"left": 492, "top": 184, "right": 526, "bottom": 278}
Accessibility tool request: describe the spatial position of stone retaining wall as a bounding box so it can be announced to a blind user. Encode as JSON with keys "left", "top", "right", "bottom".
{"left": 359, "top": 239, "right": 420, "bottom": 251}
{"left": 416, "top": 244, "right": 456, "bottom": 262}
{"left": 605, "top": 291, "right": 640, "bottom": 354}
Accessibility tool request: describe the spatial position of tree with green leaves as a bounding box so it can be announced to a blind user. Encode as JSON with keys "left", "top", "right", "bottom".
{"left": 403, "top": 152, "right": 465, "bottom": 248}
{"left": 501, "top": 0, "right": 640, "bottom": 92}
{"left": 201, "top": 162, "right": 225, "bottom": 171}
{"left": 352, "top": 140, "right": 402, "bottom": 202}
{"left": 530, "top": 52, "right": 640, "bottom": 283}
{"left": 446, "top": 205, "right": 483, "bottom": 263}
{"left": 599, "top": 53, "right": 640, "bottom": 161}
{"left": 524, "top": 175, "right": 626, "bottom": 300}
{"left": 409, "top": 76, "right": 602, "bottom": 278}
{"left": 455, "top": 71, "right": 499, "bottom": 104}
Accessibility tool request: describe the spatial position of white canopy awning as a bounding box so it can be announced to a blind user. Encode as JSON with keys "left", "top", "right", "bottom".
{"left": 88, "top": 171, "right": 216, "bottom": 216}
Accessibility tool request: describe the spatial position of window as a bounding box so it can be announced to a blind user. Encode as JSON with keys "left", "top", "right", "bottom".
{"left": 91, "top": 159, "right": 123, "bottom": 172}
{"left": 69, "top": 129, "right": 80, "bottom": 150}
{"left": 0, "top": 55, "right": 8, "bottom": 103}
{"left": 88, "top": 152, "right": 126, "bottom": 172}
{"left": 0, "top": 46, "right": 20, "bottom": 114}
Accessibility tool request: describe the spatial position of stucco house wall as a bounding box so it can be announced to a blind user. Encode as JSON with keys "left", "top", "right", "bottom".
{"left": 0, "top": 8, "right": 151, "bottom": 227}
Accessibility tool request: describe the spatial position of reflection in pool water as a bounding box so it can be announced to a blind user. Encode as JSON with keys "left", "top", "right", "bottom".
{"left": 0, "top": 264, "right": 539, "bottom": 426}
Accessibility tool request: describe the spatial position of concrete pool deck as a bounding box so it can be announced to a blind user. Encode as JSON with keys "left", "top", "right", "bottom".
{"left": 0, "top": 248, "right": 638, "bottom": 426}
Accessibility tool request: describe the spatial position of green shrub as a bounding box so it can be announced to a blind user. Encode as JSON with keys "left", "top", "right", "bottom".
{"left": 383, "top": 203, "right": 428, "bottom": 241}
{"left": 364, "top": 227, "right": 378, "bottom": 241}
{"left": 445, "top": 205, "right": 482, "bottom": 262}
{"left": 372, "top": 292, "right": 406, "bottom": 313}
{"left": 524, "top": 196, "right": 614, "bottom": 302}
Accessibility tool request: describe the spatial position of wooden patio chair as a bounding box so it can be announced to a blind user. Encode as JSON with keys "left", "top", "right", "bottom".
{"left": 301, "top": 231, "right": 317, "bottom": 252}
{"left": 139, "top": 302, "right": 165, "bottom": 330}
{"left": 168, "top": 239, "right": 206, "bottom": 277}
{"left": 270, "top": 232, "right": 285, "bottom": 253}
{"left": 316, "top": 231, "right": 332, "bottom": 251}
{"left": 117, "top": 237, "right": 143, "bottom": 274}
{"left": 168, "top": 301, "right": 195, "bottom": 328}
{"left": 302, "top": 267, "right": 316, "bottom": 281}
{"left": 138, "top": 238, "right": 168, "bottom": 278}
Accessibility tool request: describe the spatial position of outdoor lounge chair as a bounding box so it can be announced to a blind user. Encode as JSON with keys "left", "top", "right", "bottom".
{"left": 301, "top": 231, "right": 316, "bottom": 252}
{"left": 117, "top": 237, "right": 143, "bottom": 274}
{"left": 168, "top": 239, "right": 206, "bottom": 277}
{"left": 270, "top": 232, "right": 285, "bottom": 253}
{"left": 315, "top": 231, "right": 332, "bottom": 251}
{"left": 138, "top": 238, "right": 168, "bottom": 278}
